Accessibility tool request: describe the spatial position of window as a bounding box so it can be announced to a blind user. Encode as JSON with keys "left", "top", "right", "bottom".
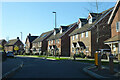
{"left": 116, "top": 22, "right": 120, "bottom": 32}
{"left": 89, "top": 17, "right": 92, "bottom": 24}
{"left": 79, "top": 22, "right": 82, "bottom": 28}
{"left": 57, "top": 39, "right": 59, "bottom": 43}
{"left": 49, "top": 41, "right": 50, "bottom": 44}
{"left": 72, "top": 48, "right": 74, "bottom": 53}
{"left": 75, "top": 35, "right": 78, "bottom": 39}
{"left": 81, "top": 33, "right": 84, "bottom": 38}
{"left": 51, "top": 40, "right": 53, "bottom": 44}
{"left": 85, "top": 32, "right": 88, "bottom": 37}
{"left": 72, "top": 36, "right": 74, "bottom": 40}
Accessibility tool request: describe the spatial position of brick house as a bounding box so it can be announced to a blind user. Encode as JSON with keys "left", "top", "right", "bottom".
{"left": 69, "top": 8, "right": 113, "bottom": 57}
{"left": 25, "top": 33, "right": 38, "bottom": 53}
{"left": 31, "top": 30, "right": 53, "bottom": 55}
{"left": 47, "top": 22, "right": 78, "bottom": 56}
{"left": 104, "top": 0, "right": 120, "bottom": 60}
{"left": 0, "top": 39, "right": 7, "bottom": 52}
{"left": 5, "top": 37, "right": 24, "bottom": 54}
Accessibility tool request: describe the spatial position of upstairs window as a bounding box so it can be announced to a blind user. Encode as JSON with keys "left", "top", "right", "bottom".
{"left": 49, "top": 41, "right": 50, "bottom": 45}
{"left": 116, "top": 21, "right": 120, "bottom": 32}
{"left": 75, "top": 35, "right": 78, "bottom": 39}
{"left": 81, "top": 33, "right": 84, "bottom": 38}
{"left": 72, "top": 36, "right": 74, "bottom": 40}
{"left": 57, "top": 39, "right": 59, "bottom": 43}
{"left": 51, "top": 40, "right": 53, "bottom": 44}
{"left": 85, "top": 32, "right": 88, "bottom": 37}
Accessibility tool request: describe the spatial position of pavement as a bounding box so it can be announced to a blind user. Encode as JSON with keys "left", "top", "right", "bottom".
{"left": 2, "top": 57, "right": 23, "bottom": 80}
{"left": 83, "top": 61, "right": 120, "bottom": 80}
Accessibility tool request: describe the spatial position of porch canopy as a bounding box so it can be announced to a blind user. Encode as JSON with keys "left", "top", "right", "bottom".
{"left": 49, "top": 46, "right": 52, "bottom": 49}
{"left": 104, "top": 35, "right": 120, "bottom": 43}
{"left": 73, "top": 42, "right": 77, "bottom": 48}
{"left": 78, "top": 41, "right": 86, "bottom": 49}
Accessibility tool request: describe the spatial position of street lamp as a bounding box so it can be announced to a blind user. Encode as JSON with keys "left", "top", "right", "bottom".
{"left": 52, "top": 11, "right": 56, "bottom": 57}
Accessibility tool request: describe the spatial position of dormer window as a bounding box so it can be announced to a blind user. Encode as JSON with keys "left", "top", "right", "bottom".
{"left": 89, "top": 17, "right": 92, "bottom": 24}
{"left": 60, "top": 28, "right": 62, "bottom": 34}
{"left": 54, "top": 30, "right": 56, "bottom": 35}
{"left": 79, "top": 22, "right": 82, "bottom": 28}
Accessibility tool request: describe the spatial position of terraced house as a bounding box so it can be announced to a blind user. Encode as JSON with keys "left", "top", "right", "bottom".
{"left": 5, "top": 37, "right": 24, "bottom": 54}
{"left": 0, "top": 39, "right": 7, "bottom": 52}
{"left": 104, "top": 0, "right": 120, "bottom": 60}
{"left": 25, "top": 33, "right": 38, "bottom": 54}
{"left": 31, "top": 30, "right": 53, "bottom": 55}
{"left": 69, "top": 8, "right": 113, "bottom": 57}
{"left": 47, "top": 23, "right": 78, "bottom": 56}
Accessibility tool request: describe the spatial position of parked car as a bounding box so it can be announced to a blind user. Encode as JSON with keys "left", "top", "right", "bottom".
{"left": 6, "top": 51, "right": 14, "bottom": 57}
{"left": 96, "top": 49, "right": 111, "bottom": 59}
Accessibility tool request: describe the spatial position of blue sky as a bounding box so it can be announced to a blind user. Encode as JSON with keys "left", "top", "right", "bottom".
{"left": 1, "top": 2, "right": 115, "bottom": 43}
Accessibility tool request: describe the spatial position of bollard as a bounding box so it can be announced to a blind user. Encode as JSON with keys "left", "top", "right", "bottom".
{"left": 109, "top": 54, "right": 114, "bottom": 74}
{"left": 98, "top": 53, "right": 101, "bottom": 70}
{"left": 73, "top": 54, "right": 76, "bottom": 60}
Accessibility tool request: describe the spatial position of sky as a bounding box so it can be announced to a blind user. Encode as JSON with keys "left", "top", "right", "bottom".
{"left": 1, "top": 2, "right": 116, "bottom": 44}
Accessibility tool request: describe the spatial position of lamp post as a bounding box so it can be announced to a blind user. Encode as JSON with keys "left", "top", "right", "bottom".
{"left": 53, "top": 11, "right": 56, "bottom": 57}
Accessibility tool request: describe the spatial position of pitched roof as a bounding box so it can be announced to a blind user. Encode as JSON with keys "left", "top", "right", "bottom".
{"left": 0, "top": 39, "right": 6, "bottom": 44}
{"left": 47, "top": 22, "right": 77, "bottom": 40}
{"left": 104, "top": 34, "right": 120, "bottom": 43}
{"left": 32, "top": 30, "right": 53, "bottom": 43}
{"left": 69, "top": 7, "right": 113, "bottom": 36}
{"left": 28, "top": 36, "right": 38, "bottom": 43}
{"left": 5, "top": 39, "right": 18, "bottom": 46}
{"left": 79, "top": 18, "right": 87, "bottom": 22}
{"left": 108, "top": 0, "right": 120, "bottom": 24}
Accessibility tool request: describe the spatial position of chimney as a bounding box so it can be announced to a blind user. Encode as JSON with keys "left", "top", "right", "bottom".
{"left": 29, "top": 33, "right": 31, "bottom": 36}
{"left": 17, "top": 37, "right": 19, "bottom": 40}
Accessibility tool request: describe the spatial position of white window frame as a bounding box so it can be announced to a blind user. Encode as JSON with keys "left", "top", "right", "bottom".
{"left": 49, "top": 41, "right": 50, "bottom": 45}
{"left": 51, "top": 40, "right": 53, "bottom": 44}
{"left": 75, "top": 35, "right": 78, "bottom": 39}
{"left": 79, "top": 22, "right": 82, "bottom": 28}
{"left": 72, "top": 48, "right": 74, "bottom": 53}
{"left": 116, "top": 21, "right": 120, "bottom": 32}
{"left": 89, "top": 17, "right": 92, "bottom": 24}
{"left": 85, "top": 32, "right": 88, "bottom": 37}
{"left": 72, "top": 36, "right": 74, "bottom": 40}
{"left": 57, "top": 39, "right": 59, "bottom": 43}
{"left": 81, "top": 33, "right": 84, "bottom": 38}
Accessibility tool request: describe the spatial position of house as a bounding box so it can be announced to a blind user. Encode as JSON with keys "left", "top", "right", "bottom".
{"left": 0, "top": 39, "right": 7, "bottom": 52}
{"left": 47, "top": 22, "right": 78, "bottom": 57}
{"left": 25, "top": 33, "right": 38, "bottom": 54}
{"left": 5, "top": 37, "right": 24, "bottom": 54}
{"left": 31, "top": 30, "right": 53, "bottom": 55}
{"left": 69, "top": 8, "right": 113, "bottom": 57}
{"left": 104, "top": 0, "right": 120, "bottom": 60}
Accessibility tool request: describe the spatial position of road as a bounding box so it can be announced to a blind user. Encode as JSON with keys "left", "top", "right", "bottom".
{"left": 8, "top": 57, "right": 94, "bottom": 80}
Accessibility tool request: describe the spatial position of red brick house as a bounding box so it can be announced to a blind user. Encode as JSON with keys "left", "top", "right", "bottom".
{"left": 69, "top": 8, "right": 113, "bottom": 57}
{"left": 47, "top": 22, "right": 78, "bottom": 56}
{"left": 25, "top": 33, "right": 38, "bottom": 53}
{"left": 31, "top": 30, "right": 53, "bottom": 55}
{"left": 0, "top": 39, "right": 7, "bottom": 52}
{"left": 104, "top": 0, "right": 120, "bottom": 60}
{"left": 5, "top": 37, "right": 24, "bottom": 54}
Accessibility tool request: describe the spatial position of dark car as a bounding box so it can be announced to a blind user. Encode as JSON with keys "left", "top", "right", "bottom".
{"left": 6, "top": 51, "right": 14, "bottom": 57}
{"left": 96, "top": 49, "right": 111, "bottom": 59}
